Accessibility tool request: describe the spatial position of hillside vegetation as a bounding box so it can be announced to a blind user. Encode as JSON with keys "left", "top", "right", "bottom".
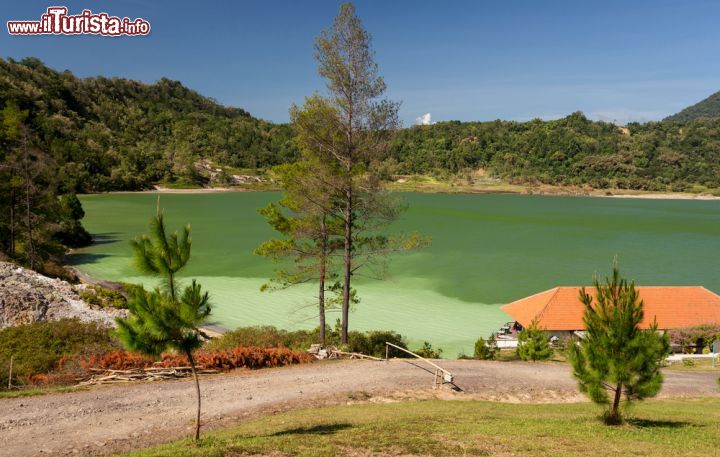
{"left": 665, "top": 90, "right": 720, "bottom": 122}
{"left": 389, "top": 114, "right": 720, "bottom": 192}
{"left": 3, "top": 58, "right": 720, "bottom": 194}
{"left": 0, "top": 57, "right": 296, "bottom": 192}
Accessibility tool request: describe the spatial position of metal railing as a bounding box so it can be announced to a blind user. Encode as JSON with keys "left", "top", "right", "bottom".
{"left": 385, "top": 341, "right": 454, "bottom": 388}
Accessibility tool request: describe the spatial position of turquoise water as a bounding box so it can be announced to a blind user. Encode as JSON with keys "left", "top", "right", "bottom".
{"left": 72, "top": 192, "right": 720, "bottom": 356}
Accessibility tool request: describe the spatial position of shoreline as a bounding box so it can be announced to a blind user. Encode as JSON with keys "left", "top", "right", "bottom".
{"left": 67, "top": 264, "right": 228, "bottom": 337}
{"left": 82, "top": 183, "right": 720, "bottom": 201}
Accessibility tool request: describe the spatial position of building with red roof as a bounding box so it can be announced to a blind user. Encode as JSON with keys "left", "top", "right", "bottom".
{"left": 502, "top": 286, "right": 720, "bottom": 337}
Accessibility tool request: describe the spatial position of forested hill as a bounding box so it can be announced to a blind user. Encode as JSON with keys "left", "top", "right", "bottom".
{"left": 0, "top": 57, "right": 296, "bottom": 192}
{"left": 665, "top": 91, "right": 720, "bottom": 122}
{"left": 388, "top": 114, "right": 720, "bottom": 192}
{"left": 2, "top": 57, "right": 720, "bottom": 194}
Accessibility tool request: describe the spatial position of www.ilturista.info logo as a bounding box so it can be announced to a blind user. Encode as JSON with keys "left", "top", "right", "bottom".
{"left": 7, "top": 7, "right": 150, "bottom": 36}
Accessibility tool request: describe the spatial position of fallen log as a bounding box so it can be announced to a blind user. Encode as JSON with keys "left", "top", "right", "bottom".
{"left": 77, "top": 367, "right": 219, "bottom": 386}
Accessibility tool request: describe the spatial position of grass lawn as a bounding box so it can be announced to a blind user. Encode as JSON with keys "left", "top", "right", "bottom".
{"left": 0, "top": 385, "right": 83, "bottom": 399}
{"left": 124, "top": 398, "right": 720, "bottom": 457}
{"left": 664, "top": 357, "right": 720, "bottom": 371}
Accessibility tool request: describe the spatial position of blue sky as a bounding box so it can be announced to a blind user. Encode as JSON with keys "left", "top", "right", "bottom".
{"left": 3, "top": 0, "right": 720, "bottom": 125}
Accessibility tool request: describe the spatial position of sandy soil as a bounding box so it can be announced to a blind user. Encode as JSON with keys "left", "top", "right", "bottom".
{"left": 0, "top": 359, "right": 717, "bottom": 457}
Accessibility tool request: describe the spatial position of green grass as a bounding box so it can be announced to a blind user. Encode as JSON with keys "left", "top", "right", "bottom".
{"left": 0, "top": 385, "right": 83, "bottom": 399}
{"left": 124, "top": 398, "right": 720, "bottom": 457}
{"left": 664, "top": 357, "right": 720, "bottom": 371}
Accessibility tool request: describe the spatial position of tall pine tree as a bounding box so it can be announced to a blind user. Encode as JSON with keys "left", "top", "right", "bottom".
{"left": 297, "top": 3, "right": 408, "bottom": 343}
{"left": 116, "top": 206, "right": 211, "bottom": 441}
{"left": 568, "top": 260, "right": 670, "bottom": 424}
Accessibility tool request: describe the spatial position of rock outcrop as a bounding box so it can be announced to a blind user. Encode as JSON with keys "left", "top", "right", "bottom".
{"left": 0, "top": 261, "right": 125, "bottom": 328}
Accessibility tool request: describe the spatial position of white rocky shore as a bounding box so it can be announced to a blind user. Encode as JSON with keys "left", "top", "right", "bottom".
{"left": 0, "top": 261, "right": 126, "bottom": 328}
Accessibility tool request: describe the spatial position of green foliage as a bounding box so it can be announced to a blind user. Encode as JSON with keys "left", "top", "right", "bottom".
{"left": 567, "top": 260, "right": 670, "bottom": 425}
{"left": 116, "top": 212, "right": 211, "bottom": 357}
{"left": 414, "top": 341, "right": 443, "bottom": 359}
{"left": 0, "top": 319, "right": 119, "bottom": 389}
{"left": 115, "top": 210, "right": 211, "bottom": 441}
{"left": 668, "top": 324, "right": 720, "bottom": 353}
{"left": 0, "top": 57, "right": 297, "bottom": 193}
{"left": 517, "top": 319, "right": 552, "bottom": 362}
{"left": 3, "top": 57, "right": 720, "bottom": 199}
{"left": 388, "top": 113, "right": 720, "bottom": 192}
{"left": 473, "top": 335, "right": 496, "bottom": 360}
{"left": 204, "top": 326, "right": 318, "bottom": 352}
{"left": 79, "top": 285, "right": 128, "bottom": 309}
{"left": 205, "top": 325, "right": 409, "bottom": 359}
{"left": 0, "top": 96, "right": 91, "bottom": 268}
{"left": 348, "top": 330, "right": 408, "bottom": 358}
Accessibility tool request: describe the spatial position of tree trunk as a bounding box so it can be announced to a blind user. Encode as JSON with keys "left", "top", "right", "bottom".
{"left": 22, "top": 143, "right": 35, "bottom": 270}
{"left": 9, "top": 184, "right": 15, "bottom": 258}
{"left": 318, "top": 217, "right": 327, "bottom": 346}
{"left": 341, "top": 184, "right": 352, "bottom": 344}
{"left": 186, "top": 350, "right": 201, "bottom": 442}
{"left": 609, "top": 382, "right": 623, "bottom": 424}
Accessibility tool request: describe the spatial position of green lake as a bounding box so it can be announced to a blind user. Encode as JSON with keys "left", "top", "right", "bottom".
{"left": 73, "top": 192, "right": 720, "bottom": 356}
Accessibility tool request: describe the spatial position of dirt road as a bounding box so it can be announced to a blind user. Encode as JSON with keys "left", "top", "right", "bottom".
{"left": 1, "top": 359, "right": 717, "bottom": 456}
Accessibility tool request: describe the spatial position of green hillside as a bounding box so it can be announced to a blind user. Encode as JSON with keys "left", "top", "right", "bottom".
{"left": 0, "top": 57, "right": 297, "bottom": 192}
{"left": 665, "top": 90, "right": 720, "bottom": 122}
{"left": 3, "top": 57, "right": 720, "bottom": 195}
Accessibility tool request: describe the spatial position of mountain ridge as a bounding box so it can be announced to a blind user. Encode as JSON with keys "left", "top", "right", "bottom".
{"left": 665, "top": 90, "right": 720, "bottom": 122}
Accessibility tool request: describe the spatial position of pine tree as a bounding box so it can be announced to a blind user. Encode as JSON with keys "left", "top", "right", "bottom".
{"left": 517, "top": 319, "right": 552, "bottom": 362}
{"left": 298, "top": 3, "right": 405, "bottom": 344}
{"left": 474, "top": 336, "right": 496, "bottom": 360}
{"left": 115, "top": 207, "right": 211, "bottom": 441}
{"left": 567, "top": 260, "right": 670, "bottom": 425}
{"left": 255, "top": 160, "right": 344, "bottom": 345}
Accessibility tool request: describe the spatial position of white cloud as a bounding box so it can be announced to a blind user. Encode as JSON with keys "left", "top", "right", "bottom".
{"left": 415, "top": 112, "right": 434, "bottom": 125}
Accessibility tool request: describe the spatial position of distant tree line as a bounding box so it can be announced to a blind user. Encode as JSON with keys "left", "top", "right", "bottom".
{"left": 3, "top": 57, "right": 720, "bottom": 197}
{"left": 387, "top": 113, "right": 720, "bottom": 192}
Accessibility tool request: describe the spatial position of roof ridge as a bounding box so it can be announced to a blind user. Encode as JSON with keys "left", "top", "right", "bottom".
{"left": 502, "top": 287, "right": 559, "bottom": 310}
{"left": 534, "top": 286, "right": 563, "bottom": 327}
{"left": 700, "top": 286, "right": 720, "bottom": 300}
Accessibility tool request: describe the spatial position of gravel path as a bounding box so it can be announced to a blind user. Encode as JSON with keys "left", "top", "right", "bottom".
{"left": 0, "top": 359, "right": 717, "bottom": 457}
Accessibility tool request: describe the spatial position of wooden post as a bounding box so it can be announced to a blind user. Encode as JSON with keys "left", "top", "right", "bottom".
{"left": 8, "top": 355, "right": 13, "bottom": 390}
{"left": 385, "top": 341, "right": 453, "bottom": 389}
{"left": 385, "top": 344, "right": 389, "bottom": 361}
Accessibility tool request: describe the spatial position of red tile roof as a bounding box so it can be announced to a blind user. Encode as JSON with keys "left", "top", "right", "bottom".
{"left": 502, "top": 286, "right": 720, "bottom": 330}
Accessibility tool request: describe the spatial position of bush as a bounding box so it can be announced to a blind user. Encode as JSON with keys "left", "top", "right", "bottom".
{"left": 204, "top": 326, "right": 317, "bottom": 352}
{"left": 474, "top": 336, "right": 496, "bottom": 360}
{"left": 348, "top": 330, "right": 409, "bottom": 358}
{"left": 206, "top": 325, "right": 411, "bottom": 359}
{"left": 0, "top": 319, "right": 120, "bottom": 389}
{"left": 414, "top": 341, "right": 443, "bottom": 359}
{"left": 28, "top": 347, "right": 315, "bottom": 386}
{"left": 79, "top": 285, "right": 128, "bottom": 309}
{"left": 517, "top": 320, "right": 552, "bottom": 362}
{"left": 668, "top": 325, "right": 720, "bottom": 353}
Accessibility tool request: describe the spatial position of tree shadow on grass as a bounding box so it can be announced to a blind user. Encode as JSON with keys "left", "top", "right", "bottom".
{"left": 627, "top": 418, "right": 697, "bottom": 429}
{"left": 268, "top": 423, "right": 352, "bottom": 437}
